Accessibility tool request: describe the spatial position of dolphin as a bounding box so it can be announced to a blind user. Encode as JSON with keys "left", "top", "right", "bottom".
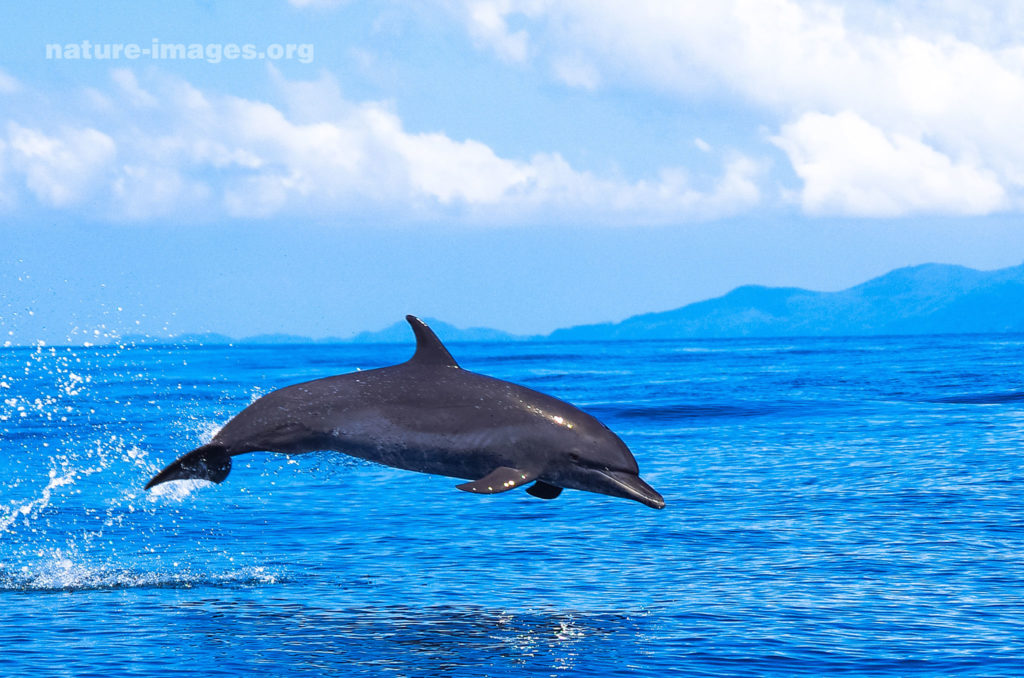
{"left": 145, "top": 316, "right": 664, "bottom": 509}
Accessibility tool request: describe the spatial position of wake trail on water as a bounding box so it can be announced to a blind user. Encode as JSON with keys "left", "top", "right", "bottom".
{"left": 0, "top": 558, "right": 282, "bottom": 592}
{"left": 931, "top": 390, "right": 1024, "bottom": 405}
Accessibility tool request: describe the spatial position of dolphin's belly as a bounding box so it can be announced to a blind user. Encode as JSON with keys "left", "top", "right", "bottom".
{"left": 323, "top": 410, "right": 538, "bottom": 482}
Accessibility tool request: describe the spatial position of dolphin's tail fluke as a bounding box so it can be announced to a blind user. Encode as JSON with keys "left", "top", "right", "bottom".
{"left": 145, "top": 443, "right": 232, "bottom": 490}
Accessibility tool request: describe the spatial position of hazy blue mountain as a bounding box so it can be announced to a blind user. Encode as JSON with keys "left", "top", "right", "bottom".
{"left": 116, "top": 321, "right": 522, "bottom": 347}
{"left": 549, "top": 262, "right": 1024, "bottom": 340}
{"left": 120, "top": 332, "right": 236, "bottom": 346}
{"left": 244, "top": 333, "right": 319, "bottom": 345}
{"left": 111, "top": 262, "right": 1024, "bottom": 347}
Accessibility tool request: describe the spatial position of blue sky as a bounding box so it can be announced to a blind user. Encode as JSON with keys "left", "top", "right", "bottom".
{"left": 2, "top": 1, "right": 1024, "bottom": 343}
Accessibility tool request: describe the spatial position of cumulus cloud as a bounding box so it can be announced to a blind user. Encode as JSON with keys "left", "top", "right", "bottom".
{"left": 464, "top": 0, "right": 530, "bottom": 63}
{"left": 112, "top": 165, "right": 210, "bottom": 221}
{"left": 484, "top": 152, "right": 762, "bottom": 223}
{"left": 773, "top": 111, "right": 1006, "bottom": 216}
{"left": 0, "top": 69, "right": 756, "bottom": 223}
{"left": 449, "top": 0, "right": 1024, "bottom": 216}
{"left": 6, "top": 123, "right": 116, "bottom": 208}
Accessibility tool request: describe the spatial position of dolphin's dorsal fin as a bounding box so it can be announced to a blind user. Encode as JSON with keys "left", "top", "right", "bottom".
{"left": 406, "top": 315, "right": 459, "bottom": 368}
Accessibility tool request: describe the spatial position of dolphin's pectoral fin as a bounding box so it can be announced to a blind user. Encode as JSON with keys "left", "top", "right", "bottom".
{"left": 526, "top": 480, "right": 563, "bottom": 500}
{"left": 456, "top": 467, "right": 537, "bottom": 494}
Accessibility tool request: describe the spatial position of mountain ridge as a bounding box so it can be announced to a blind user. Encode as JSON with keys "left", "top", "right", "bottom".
{"left": 549, "top": 262, "right": 1024, "bottom": 340}
{"left": 111, "top": 261, "right": 1024, "bottom": 345}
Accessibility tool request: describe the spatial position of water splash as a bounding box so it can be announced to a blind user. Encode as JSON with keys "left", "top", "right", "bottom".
{"left": 0, "top": 342, "right": 281, "bottom": 597}
{"left": 145, "top": 477, "right": 214, "bottom": 501}
{"left": 1, "top": 465, "right": 83, "bottom": 533}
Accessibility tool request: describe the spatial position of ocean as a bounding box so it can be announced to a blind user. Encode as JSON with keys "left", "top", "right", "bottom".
{"left": 2, "top": 334, "right": 1023, "bottom": 676}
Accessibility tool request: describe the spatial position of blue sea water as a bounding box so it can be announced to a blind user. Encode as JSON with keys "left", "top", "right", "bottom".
{"left": 2, "top": 334, "right": 1023, "bottom": 676}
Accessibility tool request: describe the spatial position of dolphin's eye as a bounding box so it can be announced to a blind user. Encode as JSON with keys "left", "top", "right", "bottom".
{"left": 569, "top": 452, "right": 580, "bottom": 463}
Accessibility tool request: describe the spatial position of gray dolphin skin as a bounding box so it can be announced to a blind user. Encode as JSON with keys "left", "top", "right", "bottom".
{"left": 145, "top": 316, "right": 665, "bottom": 509}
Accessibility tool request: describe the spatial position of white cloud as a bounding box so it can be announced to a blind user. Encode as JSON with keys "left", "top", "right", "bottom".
{"left": 0, "top": 137, "right": 12, "bottom": 210}
{"left": 452, "top": 1, "right": 1024, "bottom": 119}
{"left": 0, "top": 68, "right": 19, "bottom": 94}
{"left": 516, "top": 153, "right": 761, "bottom": 222}
{"left": 842, "top": 1, "right": 1024, "bottom": 49}
{"left": 287, "top": 0, "right": 348, "bottom": 7}
{"left": 211, "top": 78, "right": 758, "bottom": 220}
{"left": 449, "top": 0, "right": 1024, "bottom": 216}
{"left": 464, "top": 0, "right": 530, "bottom": 62}
{"left": 111, "top": 69, "right": 158, "bottom": 108}
{"left": 386, "top": 121, "right": 534, "bottom": 205}
{"left": 6, "top": 123, "right": 116, "bottom": 208}
{"left": 267, "top": 66, "right": 347, "bottom": 123}
{"left": 551, "top": 54, "right": 600, "bottom": 90}
{"left": 772, "top": 111, "right": 1006, "bottom": 216}
{"left": 112, "top": 165, "right": 210, "bottom": 220}
{"left": 0, "top": 69, "right": 755, "bottom": 223}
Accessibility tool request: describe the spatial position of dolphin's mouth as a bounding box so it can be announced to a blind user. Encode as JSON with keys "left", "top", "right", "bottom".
{"left": 595, "top": 469, "right": 665, "bottom": 509}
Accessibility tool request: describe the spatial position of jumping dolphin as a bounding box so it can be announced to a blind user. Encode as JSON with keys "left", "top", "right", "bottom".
{"left": 145, "top": 316, "right": 665, "bottom": 509}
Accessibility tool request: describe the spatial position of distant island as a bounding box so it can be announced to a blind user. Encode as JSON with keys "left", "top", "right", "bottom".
{"left": 121, "top": 262, "right": 1024, "bottom": 345}
{"left": 549, "top": 261, "right": 1024, "bottom": 340}
{"left": 119, "top": 318, "right": 527, "bottom": 346}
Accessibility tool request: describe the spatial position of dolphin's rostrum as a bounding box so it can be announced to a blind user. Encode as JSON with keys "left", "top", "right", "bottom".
{"left": 145, "top": 316, "right": 665, "bottom": 509}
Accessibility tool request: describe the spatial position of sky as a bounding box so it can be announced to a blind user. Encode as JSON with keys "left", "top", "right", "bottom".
{"left": 2, "top": 0, "right": 1024, "bottom": 343}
